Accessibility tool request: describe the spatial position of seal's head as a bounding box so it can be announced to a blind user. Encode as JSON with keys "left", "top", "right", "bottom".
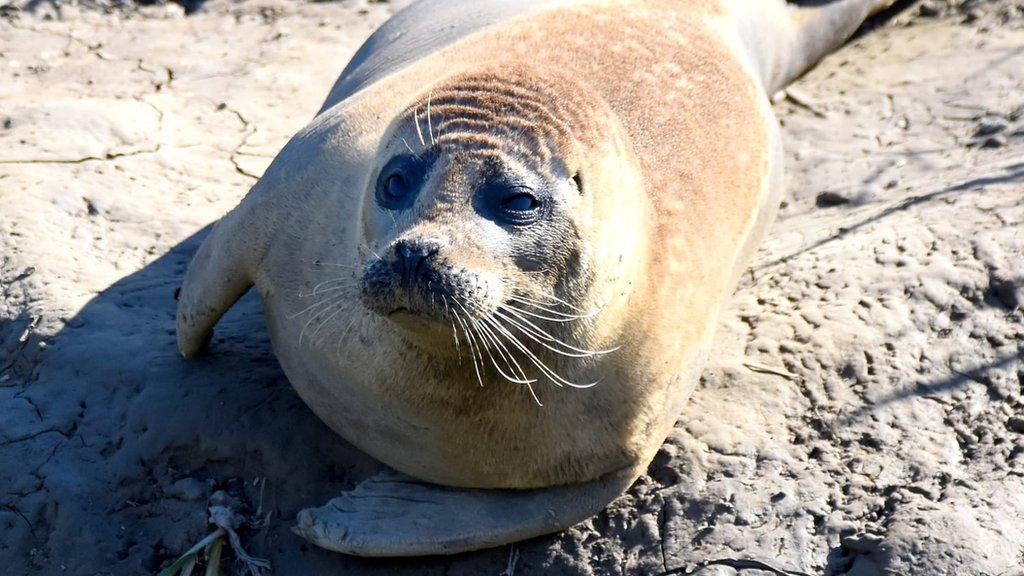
{"left": 357, "top": 66, "right": 649, "bottom": 374}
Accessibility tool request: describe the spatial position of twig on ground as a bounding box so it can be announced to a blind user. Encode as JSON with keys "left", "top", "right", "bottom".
{"left": 157, "top": 494, "right": 270, "bottom": 576}
{"left": 743, "top": 361, "right": 799, "bottom": 381}
{"left": 500, "top": 545, "right": 520, "bottom": 576}
{"left": 660, "top": 557, "right": 813, "bottom": 576}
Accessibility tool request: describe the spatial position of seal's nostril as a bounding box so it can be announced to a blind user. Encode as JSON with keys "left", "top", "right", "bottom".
{"left": 393, "top": 239, "right": 441, "bottom": 282}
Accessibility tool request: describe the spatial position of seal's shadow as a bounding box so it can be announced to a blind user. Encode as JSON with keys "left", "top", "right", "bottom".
{"left": 35, "top": 227, "right": 510, "bottom": 575}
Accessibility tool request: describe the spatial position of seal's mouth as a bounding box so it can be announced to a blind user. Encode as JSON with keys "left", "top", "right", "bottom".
{"left": 386, "top": 306, "right": 444, "bottom": 332}
{"left": 387, "top": 306, "right": 435, "bottom": 321}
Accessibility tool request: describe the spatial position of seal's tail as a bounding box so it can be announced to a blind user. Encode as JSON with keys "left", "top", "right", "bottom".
{"left": 293, "top": 464, "right": 643, "bottom": 557}
{"left": 728, "top": 0, "right": 899, "bottom": 93}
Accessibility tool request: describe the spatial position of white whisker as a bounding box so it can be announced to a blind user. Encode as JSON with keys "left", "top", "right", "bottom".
{"left": 311, "top": 302, "right": 353, "bottom": 342}
{"left": 485, "top": 317, "right": 600, "bottom": 389}
{"left": 401, "top": 136, "right": 416, "bottom": 156}
{"left": 287, "top": 292, "right": 350, "bottom": 319}
{"left": 476, "top": 319, "right": 544, "bottom": 406}
{"left": 313, "top": 261, "right": 359, "bottom": 269}
{"left": 427, "top": 91, "right": 436, "bottom": 146}
{"left": 298, "top": 297, "right": 348, "bottom": 345}
{"left": 473, "top": 318, "right": 537, "bottom": 385}
{"left": 499, "top": 303, "right": 577, "bottom": 323}
{"left": 506, "top": 296, "right": 597, "bottom": 320}
{"left": 334, "top": 312, "right": 362, "bottom": 356}
{"left": 510, "top": 294, "right": 593, "bottom": 315}
{"left": 414, "top": 110, "right": 426, "bottom": 147}
{"left": 497, "top": 308, "right": 620, "bottom": 357}
{"left": 299, "top": 278, "right": 358, "bottom": 298}
{"left": 453, "top": 309, "right": 485, "bottom": 388}
{"left": 442, "top": 296, "right": 461, "bottom": 358}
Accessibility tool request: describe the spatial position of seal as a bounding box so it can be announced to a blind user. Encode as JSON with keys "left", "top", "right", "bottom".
{"left": 176, "top": 0, "right": 895, "bottom": 557}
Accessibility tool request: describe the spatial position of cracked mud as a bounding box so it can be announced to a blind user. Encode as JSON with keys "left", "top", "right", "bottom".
{"left": 1, "top": 1, "right": 1023, "bottom": 575}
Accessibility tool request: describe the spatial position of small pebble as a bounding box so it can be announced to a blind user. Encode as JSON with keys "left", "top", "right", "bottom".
{"left": 816, "top": 190, "right": 850, "bottom": 207}
{"left": 979, "top": 134, "right": 1007, "bottom": 149}
{"left": 1007, "top": 417, "right": 1024, "bottom": 435}
{"left": 975, "top": 117, "right": 1008, "bottom": 137}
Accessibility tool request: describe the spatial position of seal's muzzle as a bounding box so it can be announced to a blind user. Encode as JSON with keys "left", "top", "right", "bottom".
{"left": 359, "top": 235, "right": 502, "bottom": 329}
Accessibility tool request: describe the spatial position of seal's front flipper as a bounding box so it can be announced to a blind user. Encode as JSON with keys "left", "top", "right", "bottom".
{"left": 293, "top": 466, "right": 641, "bottom": 557}
{"left": 176, "top": 203, "right": 262, "bottom": 358}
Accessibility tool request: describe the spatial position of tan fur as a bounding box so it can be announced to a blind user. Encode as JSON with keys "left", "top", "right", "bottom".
{"left": 178, "top": 0, "right": 894, "bottom": 556}
{"left": 179, "top": 0, "right": 777, "bottom": 491}
{"left": 381, "top": 3, "right": 772, "bottom": 488}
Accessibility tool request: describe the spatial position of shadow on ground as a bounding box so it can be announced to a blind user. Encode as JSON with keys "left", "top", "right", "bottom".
{"left": 0, "top": 228, "right": 524, "bottom": 575}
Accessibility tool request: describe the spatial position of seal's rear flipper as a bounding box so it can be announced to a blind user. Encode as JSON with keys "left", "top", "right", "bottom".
{"left": 293, "top": 466, "right": 641, "bottom": 557}
{"left": 728, "top": 0, "right": 898, "bottom": 93}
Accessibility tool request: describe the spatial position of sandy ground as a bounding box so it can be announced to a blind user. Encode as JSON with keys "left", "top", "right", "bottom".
{"left": 1, "top": 1, "right": 1023, "bottom": 575}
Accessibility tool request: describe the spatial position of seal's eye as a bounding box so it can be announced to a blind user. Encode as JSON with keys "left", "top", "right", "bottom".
{"left": 475, "top": 175, "right": 547, "bottom": 227}
{"left": 376, "top": 154, "right": 425, "bottom": 210}
{"left": 493, "top": 187, "right": 544, "bottom": 226}
{"left": 501, "top": 192, "right": 540, "bottom": 213}
{"left": 384, "top": 174, "right": 408, "bottom": 200}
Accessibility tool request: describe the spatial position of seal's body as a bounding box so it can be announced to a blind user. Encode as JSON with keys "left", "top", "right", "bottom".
{"left": 177, "top": 0, "right": 894, "bottom": 556}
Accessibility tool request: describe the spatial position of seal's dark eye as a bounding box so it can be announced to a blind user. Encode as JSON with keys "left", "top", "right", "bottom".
{"left": 376, "top": 154, "right": 425, "bottom": 210}
{"left": 384, "top": 174, "right": 408, "bottom": 200}
{"left": 475, "top": 175, "right": 547, "bottom": 227}
{"left": 501, "top": 192, "right": 540, "bottom": 213}
{"left": 492, "top": 187, "right": 544, "bottom": 226}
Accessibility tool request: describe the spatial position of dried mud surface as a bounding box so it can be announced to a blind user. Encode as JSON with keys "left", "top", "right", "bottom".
{"left": 1, "top": 1, "right": 1023, "bottom": 575}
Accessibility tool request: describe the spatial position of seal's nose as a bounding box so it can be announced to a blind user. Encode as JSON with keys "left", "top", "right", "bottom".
{"left": 393, "top": 239, "right": 440, "bottom": 282}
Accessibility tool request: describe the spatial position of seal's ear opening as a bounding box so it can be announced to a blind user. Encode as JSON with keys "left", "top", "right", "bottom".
{"left": 572, "top": 171, "right": 584, "bottom": 194}
{"left": 176, "top": 204, "right": 257, "bottom": 358}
